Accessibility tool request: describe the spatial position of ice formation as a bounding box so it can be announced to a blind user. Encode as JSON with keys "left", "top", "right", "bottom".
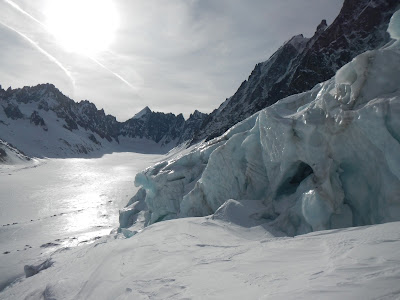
{"left": 388, "top": 9, "right": 400, "bottom": 42}
{"left": 120, "top": 11, "right": 400, "bottom": 236}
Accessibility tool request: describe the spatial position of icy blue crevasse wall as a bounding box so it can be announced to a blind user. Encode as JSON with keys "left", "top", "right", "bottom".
{"left": 120, "top": 10, "right": 400, "bottom": 236}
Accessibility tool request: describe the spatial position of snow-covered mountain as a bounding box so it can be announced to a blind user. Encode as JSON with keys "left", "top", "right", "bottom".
{"left": 120, "top": 107, "right": 207, "bottom": 147}
{"left": 0, "top": 139, "right": 31, "bottom": 164}
{"left": 191, "top": 0, "right": 400, "bottom": 143}
{"left": 0, "top": 84, "right": 207, "bottom": 157}
{"left": 119, "top": 10, "right": 400, "bottom": 238}
{"left": 2, "top": 1, "right": 396, "bottom": 158}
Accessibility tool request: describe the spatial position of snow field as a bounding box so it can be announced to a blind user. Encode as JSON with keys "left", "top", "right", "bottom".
{"left": 2, "top": 216, "right": 400, "bottom": 299}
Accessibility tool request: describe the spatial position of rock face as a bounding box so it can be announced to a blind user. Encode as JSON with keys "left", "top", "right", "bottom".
{"left": 120, "top": 107, "right": 207, "bottom": 146}
{"left": 121, "top": 109, "right": 185, "bottom": 145}
{"left": 191, "top": 0, "right": 400, "bottom": 143}
{"left": 0, "top": 84, "right": 206, "bottom": 157}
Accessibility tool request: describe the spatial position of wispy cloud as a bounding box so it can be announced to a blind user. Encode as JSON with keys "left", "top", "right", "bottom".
{"left": 0, "top": 20, "right": 75, "bottom": 86}
{"left": 89, "top": 57, "right": 137, "bottom": 91}
{"left": 3, "top": 0, "right": 136, "bottom": 91}
{"left": 3, "top": 0, "right": 45, "bottom": 27}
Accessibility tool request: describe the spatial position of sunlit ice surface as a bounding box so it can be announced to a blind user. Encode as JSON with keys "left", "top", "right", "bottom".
{"left": 0, "top": 152, "right": 163, "bottom": 288}
{"left": 44, "top": 0, "right": 119, "bottom": 55}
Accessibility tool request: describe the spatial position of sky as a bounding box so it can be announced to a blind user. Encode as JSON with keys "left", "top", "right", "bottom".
{"left": 0, "top": 0, "right": 344, "bottom": 121}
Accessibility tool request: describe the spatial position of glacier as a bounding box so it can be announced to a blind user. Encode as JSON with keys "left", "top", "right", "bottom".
{"left": 2, "top": 9, "right": 400, "bottom": 300}
{"left": 120, "top": 10, "right": 400, "bottom": 237}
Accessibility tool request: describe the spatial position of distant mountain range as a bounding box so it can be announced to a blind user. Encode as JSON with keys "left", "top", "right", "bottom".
{"left": 0, "top": 83, "right": 207, "bottom": 158}
{"left": 1, "top": 0, "right": 398, "bottom": 159}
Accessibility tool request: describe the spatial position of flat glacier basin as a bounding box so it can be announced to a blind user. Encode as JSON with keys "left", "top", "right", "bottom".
{"left": 0, "top": 152, "right": 162, "bottom": 291}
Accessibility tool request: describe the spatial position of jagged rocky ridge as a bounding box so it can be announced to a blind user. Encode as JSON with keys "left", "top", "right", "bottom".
{"left": 0, "top": 84, "right": 207, "bottom": 157}
{"left": 119, "top": 10, "right": 400, "bottom": 237}
{"left": 191, "top": 0, "right": 400, "bottom": 143}
{"left": 2, "top": 0, "right": 396, "bottom": 158}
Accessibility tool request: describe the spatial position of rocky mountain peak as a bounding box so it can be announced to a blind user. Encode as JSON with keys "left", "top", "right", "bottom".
{"left": 133, "top": 106, "right": 152, "bottom": 119}
{"left": 286, "top": 34, "right": 309, "bottom": 52}
{"left": 316, "top": 19, "right": 327, "bottom": 33}
{"left": 0, "top": 84, "right": 207, "bottom": 157}
{"left": 190, "top": 0, "right": 399, "bottom": 144}
{"left": 190, "top": 110, "right": 204, "bottom": 119}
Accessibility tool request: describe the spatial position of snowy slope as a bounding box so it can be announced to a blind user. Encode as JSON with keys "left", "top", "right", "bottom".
{"left": 0, "top": 139, "right": 31, "bottom": 164}
{"left": 2, "top": 216, "right": 400, "bottom": 299}
{"left": 192, "top": 0, "right": 399, "bottom": 143}
{"left": 120, "top": 10, "right": 400, "bottom": 237}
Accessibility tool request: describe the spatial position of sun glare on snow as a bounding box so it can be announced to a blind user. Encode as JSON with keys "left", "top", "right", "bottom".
{"left": 44, "top": 0, "right": 119, "bottom": 56}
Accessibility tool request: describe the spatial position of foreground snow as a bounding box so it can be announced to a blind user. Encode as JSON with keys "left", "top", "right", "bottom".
{"left": 1, "top": 215, "right": 400, "bottom": 299}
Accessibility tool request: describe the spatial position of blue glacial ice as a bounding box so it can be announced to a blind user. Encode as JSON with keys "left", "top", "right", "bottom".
{"left": 120, "top": 10, "right": 400, "bottom": 236}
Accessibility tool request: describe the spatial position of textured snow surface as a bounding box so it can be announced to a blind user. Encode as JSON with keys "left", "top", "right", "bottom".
{"left": 2, "top": 218, "right": 400, "bottom": 299}
{"left": 122, "top": 15, "right": 400, "bottom": 236}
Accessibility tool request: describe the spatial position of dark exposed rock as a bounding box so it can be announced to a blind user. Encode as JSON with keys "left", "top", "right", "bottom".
{"left": 120, "top": 110, "right": 186, "bottom": 143}
{"left": 63, "top": 116, "right": 78, "bottom": 131}
{"left": 59, "top": 138, "right": 71, "bottom": 147}
{"left": 3, "top": 103, "right": 24, "bottom": 120}
{"left": 179, "top": 110, "right": 208, "bottom": 144}
{"left": 38, "top": 100, "right": 49, "bottom": 111}
{"left": 88, "top": 134, "right": 101, "bottom": 145}
{"left": 30, "top": 111, "right": 46, "bottom": 128}
{"left": 119, "top": 107, "right": 205, "bottom": 146}
{"left": 0, "top": 148, "right": 7, "bottom": 162}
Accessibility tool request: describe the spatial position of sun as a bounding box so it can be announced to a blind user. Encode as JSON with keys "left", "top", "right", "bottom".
{"left": 44, "top": 0, "right": 119, "bottom": 56}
